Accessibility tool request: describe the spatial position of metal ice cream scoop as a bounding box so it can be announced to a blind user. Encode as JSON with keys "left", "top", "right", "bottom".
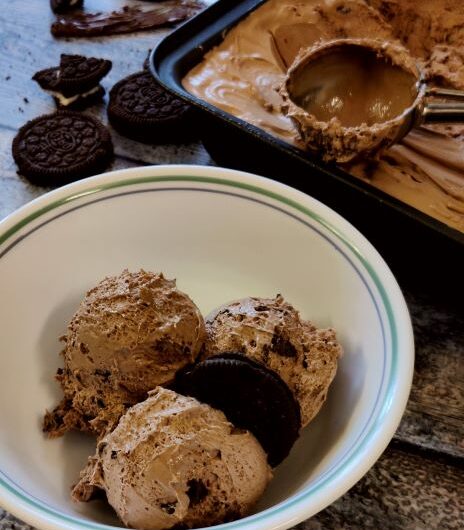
{"left": 280, "top": 38, "right": 464, "bottom": 162}
{"left": 393, "top": 86, "right": 464, "bottom": 143}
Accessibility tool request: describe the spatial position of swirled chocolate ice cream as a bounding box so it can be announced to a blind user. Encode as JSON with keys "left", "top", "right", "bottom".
{"left": 183, "top": 0, "right": 464, "bottom": 232}
{"left": 73, "top": 387, "right": 272, "bottom": 530}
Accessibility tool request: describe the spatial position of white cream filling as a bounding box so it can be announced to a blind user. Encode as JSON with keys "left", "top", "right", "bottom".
{"left": 45, "top": 85, "right": 100, "bottom": 106}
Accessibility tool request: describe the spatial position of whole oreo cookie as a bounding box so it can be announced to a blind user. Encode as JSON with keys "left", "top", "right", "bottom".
{"left": 107, "top": 71, "right": 195, "bottom": 143}
{"left": 12, "top": 112, "right": 113, "bottom": 186}
{"left": 174, "top": 353, "right": 301, "bottom": 467}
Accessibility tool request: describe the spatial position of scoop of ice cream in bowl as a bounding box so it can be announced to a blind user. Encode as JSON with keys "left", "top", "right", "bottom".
{"left": 280, "top": 38, "right": 426, "bottom": 162}
{"left": 0, "top": 165, "right": 413, "bottom": 530}
{"left": 43, "top": 270, "right": 206, "bottom": 437}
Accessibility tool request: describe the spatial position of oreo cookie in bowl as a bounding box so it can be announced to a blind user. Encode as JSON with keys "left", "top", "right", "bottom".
{"left": 0, "top": 166, "right": 413, "bottom": 530}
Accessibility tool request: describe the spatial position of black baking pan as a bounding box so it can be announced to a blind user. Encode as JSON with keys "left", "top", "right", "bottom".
{"left": 150, "top": 0, "right": 464, "bottom": 295}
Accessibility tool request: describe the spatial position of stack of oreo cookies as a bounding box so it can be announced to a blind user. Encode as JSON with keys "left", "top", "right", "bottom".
{"left": 33, "top": 54, "right": 112, "bottom": 110}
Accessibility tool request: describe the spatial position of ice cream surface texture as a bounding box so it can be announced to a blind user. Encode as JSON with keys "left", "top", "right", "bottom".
{"left": 73, "top": 387, "right": 272, "bottom": 530}
{"left": 203, "top": 295, "right": 342, "bottom": 427}
{"left": 183, "top": 0, "right": 464, "bottom": 232}
{"left": 43, "top": 270, "right": 206, "bottom": 437}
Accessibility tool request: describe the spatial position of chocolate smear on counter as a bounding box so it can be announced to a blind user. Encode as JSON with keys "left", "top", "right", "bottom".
{"left": 51, "top": 2, "right": 203, "bottom": 38}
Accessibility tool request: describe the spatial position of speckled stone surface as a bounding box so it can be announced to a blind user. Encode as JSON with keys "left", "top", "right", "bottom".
{"left": 0, "top": 510, "right": 32, "bottom": 530}
{"left": 301, "top": 445, "right": 464, "bottom": 529}
{"left": 0, "top": 0, "right": 213, "bottom": 222}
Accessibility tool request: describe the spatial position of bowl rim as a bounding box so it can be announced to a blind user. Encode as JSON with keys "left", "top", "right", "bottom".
{"left": 0, "top": 164, "right": 414, "bottom": 530}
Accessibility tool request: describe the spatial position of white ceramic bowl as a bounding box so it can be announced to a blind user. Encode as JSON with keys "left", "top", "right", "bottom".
{"left": 0, "top": 165, "right": 413, "bottom": 530}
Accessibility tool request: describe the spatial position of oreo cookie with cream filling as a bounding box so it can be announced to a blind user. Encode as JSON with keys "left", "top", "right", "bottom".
{"left": 33, "top": 54, "right": 111, "bottom": 110}
{"left": 12, "top": 111, "right": 113, "bottom": 186}
{"left": 107, "top": 71, "right": 195, "bottom": 144}
{"left": 174, "top": 352, "right": 301, "bottom": 467}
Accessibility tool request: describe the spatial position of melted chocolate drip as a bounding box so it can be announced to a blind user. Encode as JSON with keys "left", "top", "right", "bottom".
{"left": 51, "top": 2, "right": 203, "bottom": 38}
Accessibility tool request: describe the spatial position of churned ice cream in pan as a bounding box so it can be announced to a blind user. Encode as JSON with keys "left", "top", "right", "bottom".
{"left": 183, "top": 0, "right": 464, "bottom": 232}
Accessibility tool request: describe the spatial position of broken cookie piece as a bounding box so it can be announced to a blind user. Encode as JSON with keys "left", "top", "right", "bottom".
{"left": 33, "top": 54, "right": 112, "bottom": 110}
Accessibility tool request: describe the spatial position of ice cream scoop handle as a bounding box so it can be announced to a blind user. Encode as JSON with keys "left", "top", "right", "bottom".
{"left": 425, "top": 87, "right": 464, "bottom": 101}
{"left": 422, "top": 102, "right": 464, "bottom": 123}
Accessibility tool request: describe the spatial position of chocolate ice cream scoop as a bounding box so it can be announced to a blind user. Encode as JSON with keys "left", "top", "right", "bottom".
{"left": 43, "top": 270, "right": 206, "bottom": 437}
{"left": 281, "top": 38, "right": 464, "bottom": 162}
{"left": 73, "top": 387, "right": 272, "bottom": 530}
{"left": 203, "top": 295, "right": 342, "bottom": 427}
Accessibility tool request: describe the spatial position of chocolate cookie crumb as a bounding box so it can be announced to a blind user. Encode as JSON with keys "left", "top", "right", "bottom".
{"left": 50, "top": 0, "right": 84, "bottom": 14}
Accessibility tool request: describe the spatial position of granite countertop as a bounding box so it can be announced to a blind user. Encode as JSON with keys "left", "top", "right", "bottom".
{"left": 0, "top": 1, "right": 463, "bottom": 529}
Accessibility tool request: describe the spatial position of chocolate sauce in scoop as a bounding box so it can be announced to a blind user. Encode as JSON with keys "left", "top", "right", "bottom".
{"left": 289, "top": 45, "right": 418, "bottom": 127}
